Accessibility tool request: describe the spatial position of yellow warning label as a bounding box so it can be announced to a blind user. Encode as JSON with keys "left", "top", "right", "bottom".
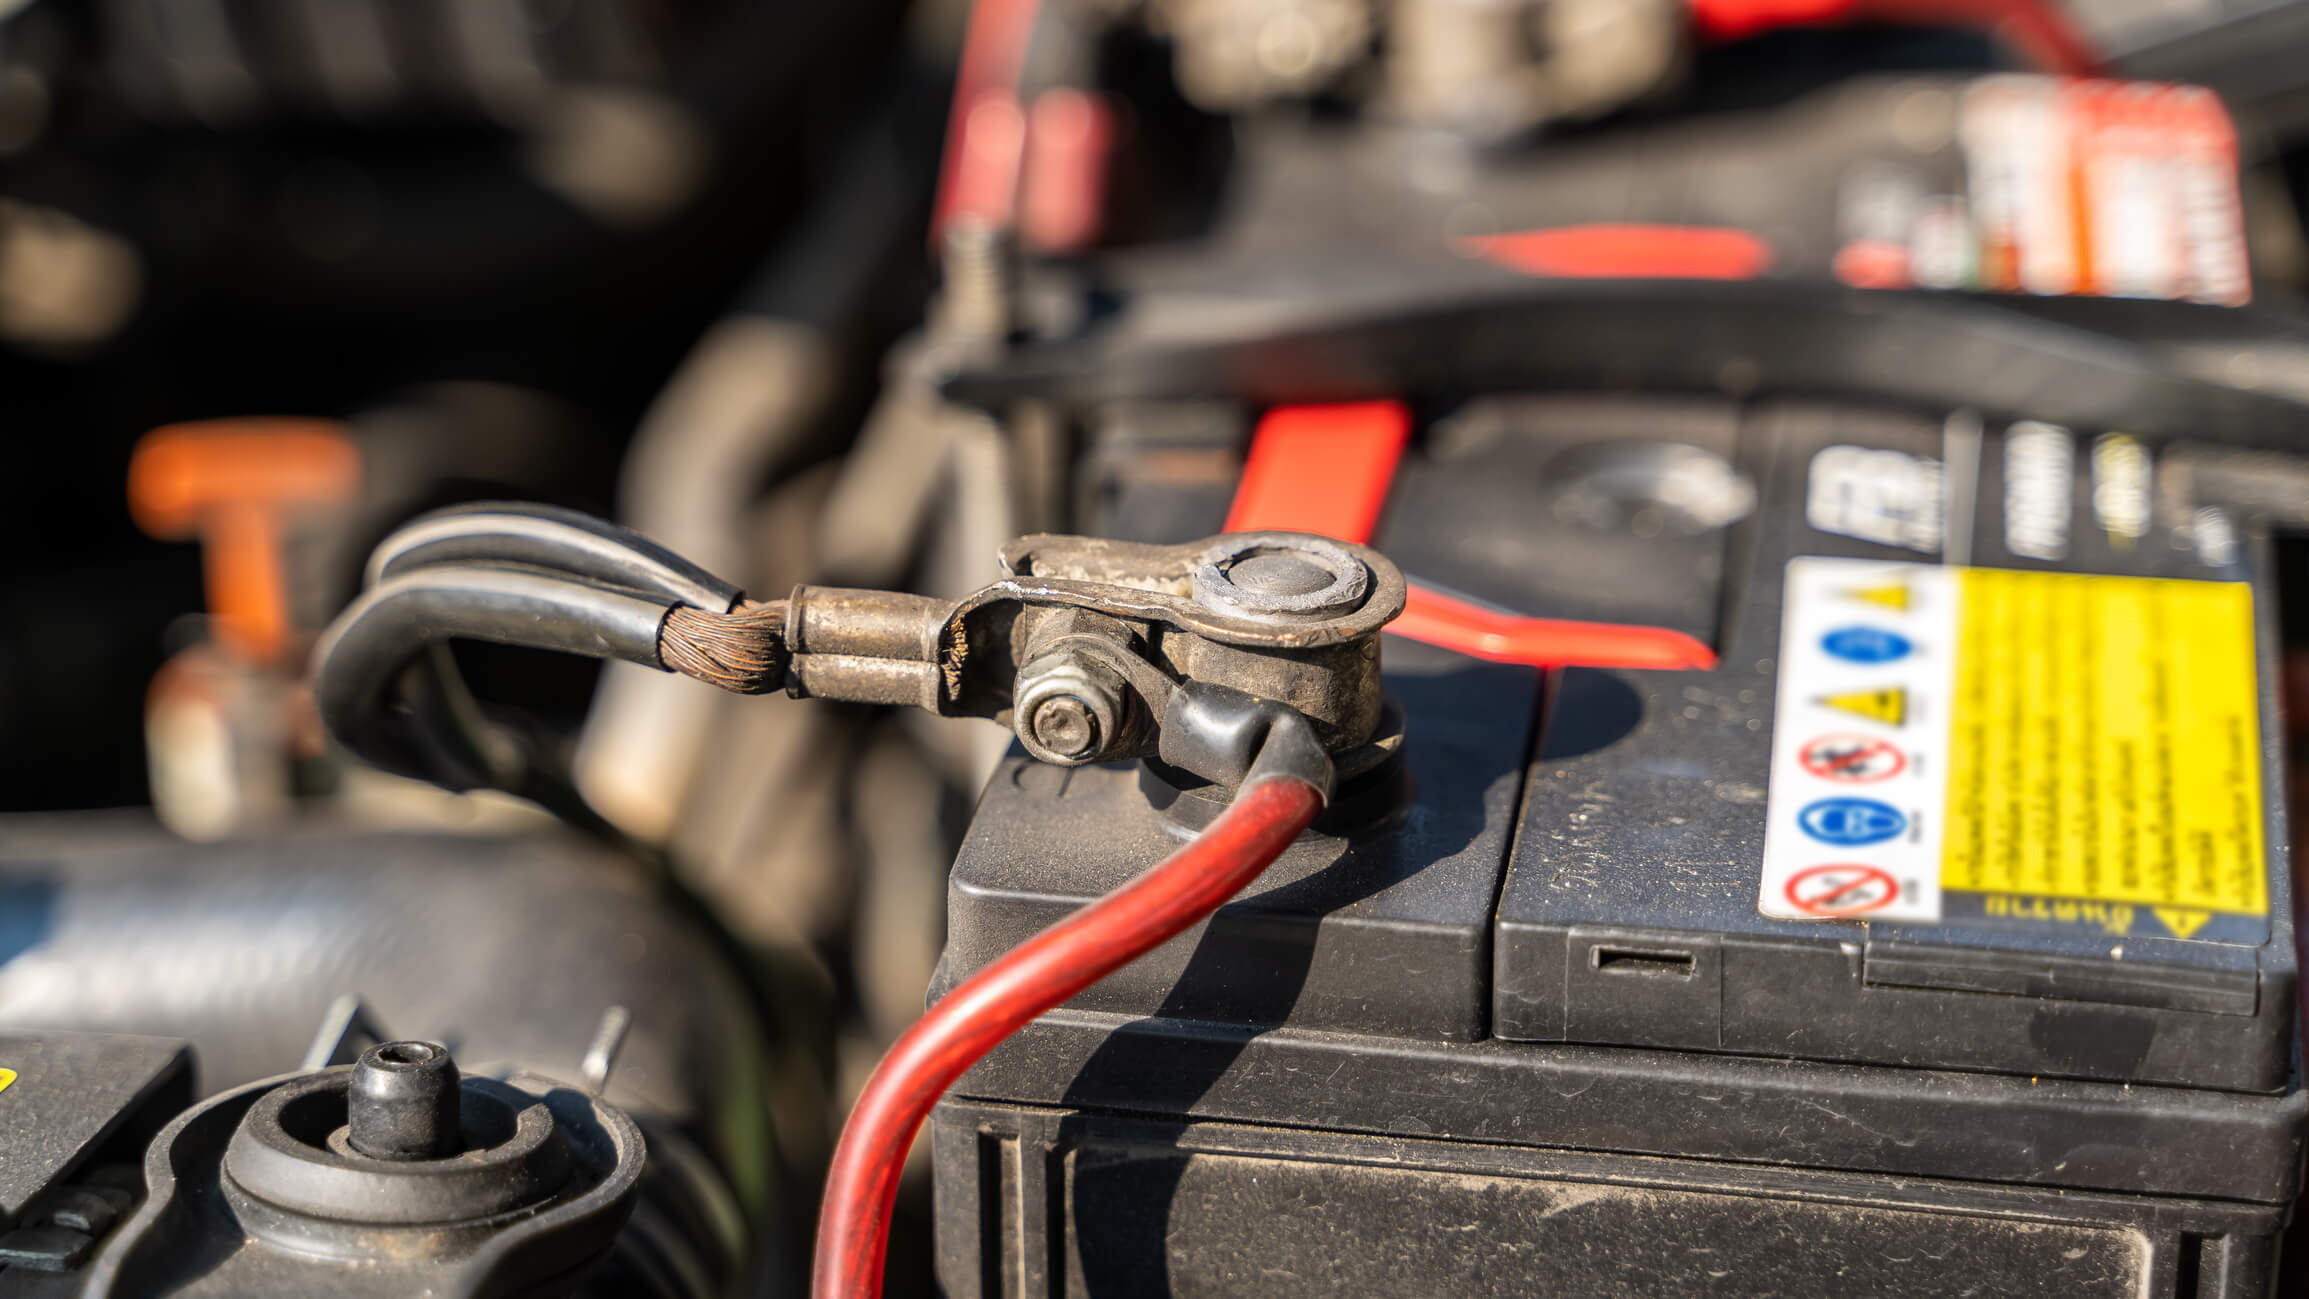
{"left": 1942, "top": 569, "right": 2266, "bottom": 918}
{"left": 0, "top": 1068, "right": 17, "bottom": 1096}
{"left": 1816, "top": 687, "right": 1907, "bottom": 726}
{"left": 1841, "top": 582, "right": 1913, "bottom": 612}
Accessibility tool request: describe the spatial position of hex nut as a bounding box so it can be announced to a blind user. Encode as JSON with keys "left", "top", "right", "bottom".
{"left": 1014, "top": 654, "right": 1129, "bottom": 766}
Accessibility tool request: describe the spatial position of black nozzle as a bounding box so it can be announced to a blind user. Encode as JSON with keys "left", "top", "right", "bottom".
{"left": 347, "top": 1040, "right": 461, "bottom": 1160}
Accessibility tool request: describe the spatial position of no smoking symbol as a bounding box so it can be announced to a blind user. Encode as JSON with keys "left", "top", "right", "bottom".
{"left": 1797, "top": 733, "right": 1906, "bottom": 783}
{"left": 1785, "top": 864, "right": 1899, "bottom": 917}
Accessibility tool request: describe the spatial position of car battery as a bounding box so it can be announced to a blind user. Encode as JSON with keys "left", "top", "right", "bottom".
{"left": 928, "top": 392, "right": 2308, "bottom": 1297}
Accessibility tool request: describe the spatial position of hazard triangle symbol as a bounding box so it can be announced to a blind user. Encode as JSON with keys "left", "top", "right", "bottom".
{"left": 1840, "top": 583, "right": 1912, "bottom": 613}
{"left": 2153, "top": 907, "right": 2212, "bottom": 939}
{"left": 1816, "top": 687, "right": 1906, "bottom": 726}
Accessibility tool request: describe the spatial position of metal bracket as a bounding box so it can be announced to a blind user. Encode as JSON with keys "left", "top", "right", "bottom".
{"left": 781, "top": 530, "right": 1405, "bottom": 770}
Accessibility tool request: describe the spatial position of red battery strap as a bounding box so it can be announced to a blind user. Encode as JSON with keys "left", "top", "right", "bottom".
{"left": 1458, "top": 225, "right": 1773, "bottom": 281}
{"left": 1224, "top": 401, "right": 1412, "bottom": 540}
{"left": 1227, "top": 402, "right": 1718, "bottom": 672}
{"left": 1392, "top": 590, "right": 1719, "bottom": 672}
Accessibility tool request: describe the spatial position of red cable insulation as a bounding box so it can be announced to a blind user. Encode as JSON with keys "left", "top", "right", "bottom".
{"left": 812, "top": 775, "right": 1327, "bottom": 1298}
{"left": 1688, "top": 0, "right": 2102, "bottom": 76}
{"left": 932, "top": 0, "right": 1045, "bottom": 239}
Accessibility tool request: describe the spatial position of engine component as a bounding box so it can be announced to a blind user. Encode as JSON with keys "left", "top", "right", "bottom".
{"left": 343, "top": 1040, "right": 463, "bottom": 1161}
{"left": 0, "top": 818, "right": 776, "bottom": 1298}
{"left": 0, "top": 1031, "right": 657, "bottom": 1298}
{"left": 75, "top": 1039, "right": 641, "bottom": 1298}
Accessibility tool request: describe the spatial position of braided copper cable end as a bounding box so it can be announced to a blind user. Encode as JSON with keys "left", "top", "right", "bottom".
{"left": 659, "top": 599, "right": 790, "bottom": 694}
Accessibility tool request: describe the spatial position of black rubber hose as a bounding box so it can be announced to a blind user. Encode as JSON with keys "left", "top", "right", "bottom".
{"left": 365, "top": 501, "right": 743, "bottom": 611}
{"left": 313, "top": 564, "right": 680, "bottom": 788}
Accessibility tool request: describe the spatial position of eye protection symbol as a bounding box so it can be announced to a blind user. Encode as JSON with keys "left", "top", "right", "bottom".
{"left": 1796, "top": 797, "right": 1907, "bottom": 847}
{"left": 1820, "top": 626, "right": 1913, "bottom": 664}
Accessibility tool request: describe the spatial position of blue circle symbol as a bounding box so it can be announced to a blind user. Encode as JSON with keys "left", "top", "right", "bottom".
{"left": 1797, "top": 797, "right": 1907, "bottom": 847}
{"left": 1820, "top": 626, "right": 1912, "bottom": 664}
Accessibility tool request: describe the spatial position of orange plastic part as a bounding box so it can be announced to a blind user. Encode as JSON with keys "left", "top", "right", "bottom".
{"left": 128, "top": 419, "right": 361, "bottom": 664}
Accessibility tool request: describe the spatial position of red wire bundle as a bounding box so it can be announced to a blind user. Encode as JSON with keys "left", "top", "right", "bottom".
{"left": 811, "top": 774, "right": 1325, "bottom": 1298}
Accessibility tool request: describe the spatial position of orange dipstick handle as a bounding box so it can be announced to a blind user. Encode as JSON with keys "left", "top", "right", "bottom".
{"left": 129, "top": 419, "right": 361, "bottom": 664}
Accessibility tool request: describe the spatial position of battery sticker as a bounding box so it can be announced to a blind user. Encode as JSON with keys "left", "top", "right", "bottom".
{"left": 1759, "top": 558, "right": 2268, "bottom": 941}
{"left": 1806, "top": 446, "right": 1943, "bottom": 553}
{"left": 1833, "top": 78, "right": 2250, "bottom": 305}
{"left": 1961, "top": 77, "right": 2248, "bottom": 306}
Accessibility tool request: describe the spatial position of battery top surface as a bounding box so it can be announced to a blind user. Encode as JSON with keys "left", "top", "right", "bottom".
{"left": 952, "top": 384, "right": 2299, "bottom": 1097}
{"left": 1487, "top": 400, "right": 2296, "bottom": 1092}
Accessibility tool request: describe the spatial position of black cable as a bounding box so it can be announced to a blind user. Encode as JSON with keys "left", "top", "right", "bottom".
{"left": 312, "top": 562, "right": 681, "bottom": 789}
{"left": 366, "top": 501, "right": 743, "bottom": 612}
{"left": 314, "top": 497, "right": 798, "bottom": 862}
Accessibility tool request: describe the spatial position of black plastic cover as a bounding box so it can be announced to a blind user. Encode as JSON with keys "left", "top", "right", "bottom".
{"left": 0, "top": 1034, "right": 187, "bottom": 1228}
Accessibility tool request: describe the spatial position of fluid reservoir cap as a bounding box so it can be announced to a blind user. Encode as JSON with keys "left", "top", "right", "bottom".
{"left": 221, "top": 1045, "right": 584, "bottom": 1229}
{"left": 90, "top": 1055, "right": 645, "bottom": 1297}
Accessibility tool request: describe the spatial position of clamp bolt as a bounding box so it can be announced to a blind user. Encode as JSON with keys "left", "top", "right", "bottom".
{"left": 1014, "top": 653, "right": 1129, "bottom": 766}
{"left": 1029, "top": 695, "right": 1101, "bottom": 760}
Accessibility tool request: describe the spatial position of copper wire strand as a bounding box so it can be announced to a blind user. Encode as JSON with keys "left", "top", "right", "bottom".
{"left": 658, "top": 599, "right": 790, "bottom": 694}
